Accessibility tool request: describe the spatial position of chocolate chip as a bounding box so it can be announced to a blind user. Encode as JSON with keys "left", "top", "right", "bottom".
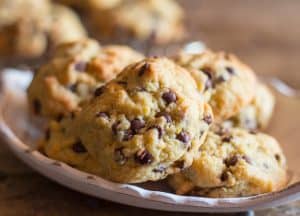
{"left": 249, "top": 129, "right": 258, "bottom": 135}
{"left": 201, "top": 67, "right": 213, "bottom": 79}
{"left": 220, "top": 171, "right": 229, "bottom": 181}
{"left": 94, "top": 86, "right": 105, "bottom": 97}
{"left": 215, "top": 76, "right": 227, "bottom": 84}
{"left": 130, "top": 118, "right": 145, "bottom": 133}
{"left": 148, "top": 125, "right": 163, "bottom": 139}
{"left": 176, "top": 131, "right": 190, "bottom": 144}
{"left": 72, "top": 141, "right": 87, "bottom": 153}
{"left": 135, "top": 149, "right": 153, "bottom": 165}
{"left": 32, "top": 99, "right": 41, "bottom": 114}
{"left": 74, "top": 61, "right": 87, "bottom": 72}
{"left": 222, "top": 135, "right": 233, "bottom": 142}
{"left": 56, "top": 113, "right": 64, "bottom": 122}
{"left": 68, "top": 83, "right": 77, "bottom": 93}
{"left": 95, "top": 112, "right": 109, "bottom": 120}
{"left": 162, "top": 91, "right": 177, "bottom": 105}
{"left": 155, "top": 112, "right": 172, "bottom": 123}
{"left": 117, "top": 81, "right": 127, "bottom": 86}
{"left": 123, "top": 130, "right": 134, "bottom": 141}
{"left": 45, "top": 128, "right": 50, "bottom": 140}
{"left": 242, "top": 155, "right": 252, "bottom": 164}
{"left": 215, "top": 126, "right": 229, "bottom": 136}
{"left": 173, "top": 160, "right": 185, "bottom": 169}
{"left": 203, "top": 115, "right": 213, "bottom": 125}
{"left": 70, "top": 112, "right": 76, "bottom": 119}
{"left": 225, "top": 66, "right": 235, "bottom": 75}
{"left": 112, "top": 121, "right": 121, "bottom": 135}
{"left": 153, "top": 165, "right": 166, "bottom": 173}
{"left": 138, "top": 63, "right": 150, "bottom": 76}
{"left": 114, "top": 147, "right": 127, "bottom": 165}
{"left": 275, "top": 154, "right": 281, "bottom": 161}
{"left": 224, "top": 155, "right": 238, "bottom": 167}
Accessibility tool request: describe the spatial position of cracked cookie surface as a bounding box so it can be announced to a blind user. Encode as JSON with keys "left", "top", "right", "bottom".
{"left": 174, "top": 51, "right": 257, "bottom": 122}
{"left": 27, "top": 38, "right": 144, "bottom": 119}
{"left": 168, "top": 126, "right": 287, "bottom": 197}
{"left": 72, "top": 57, "right": 213, "bottom": 183}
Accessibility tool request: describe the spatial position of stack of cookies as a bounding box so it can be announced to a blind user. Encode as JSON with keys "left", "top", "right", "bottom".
{"left": 27, "top": 38, "right": 288, "bottom": 198}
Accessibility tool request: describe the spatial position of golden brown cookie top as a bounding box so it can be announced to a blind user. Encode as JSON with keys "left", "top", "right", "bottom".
{"left": 174, "top": 50, "right": 257, "bottom": 121}
{"left": 72, "top": 57, "right": 213, "bottom": 183}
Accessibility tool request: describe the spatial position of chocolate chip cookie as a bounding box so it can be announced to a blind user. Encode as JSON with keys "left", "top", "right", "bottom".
{"left": 89, "top": 0, "right": 185, "bottom": 44}
{"left": 168, "top": 126, "right": 287, "bottom": 197}
{"left": 0, "top": 0, "right": 86, "bottom": 58}
{"left": 173, "top": 51, "right": 257, "bottom": 122}
{"left": 27, "top": 38, "right": 144, "bottom": 119}
{"left": 73, "top": 57, "right": 213, "bottom": 183}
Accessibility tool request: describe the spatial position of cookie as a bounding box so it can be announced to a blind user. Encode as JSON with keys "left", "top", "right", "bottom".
{"left": 42, "top": 118, "right": 101, "bottom": 174}
{"left": 90, "top": 0, "right": 185, "bottom": 44}
{"left": 173, "top": 51, "right": 257, "bottom": 121}
{"left": 73, "top": 57, "right": 213, "bottom": 183}
{"left": 168, "top": 126, "right": 287, "bottom": 197}
{"left": 224, "top": 83, "right": 275, "bottom": 130}
{"left": 0, "top": 0, "right": 86, "bottom": 58}
{"left": 48, "top": 3, "right": 87, "bottom": 48}
{"left": 27, "top": 38, "right": 144, "bottom": 119}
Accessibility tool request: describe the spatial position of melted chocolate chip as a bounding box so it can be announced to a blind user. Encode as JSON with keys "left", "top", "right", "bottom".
{"left": 112, "top": 121, "right": 121, "bottom": 135}
{"left": 94, "top": 86, "right": 105, "bottom": 97}
{"left": 114, "top": 147, "right": 127, "bottom": 165}
{"left": 203, "top": 115, "right": 213, "bottom": 125}
{"left": 176, "top": 131, "right": 191, "bottom": 144}
{"left": 74, "top": 61, "right": 87, "bottom": 72}
{"left": 148, "top": 125, "right": 163, "bottom": 139}
{"left": 130, "top": 118, "right": 145, "bottom": 133}
{"left": 224, "top": 156, "right": 238, "bottom": 167}
{"left": 32, "top": 99, "right": 41, "bottom": 114}
{"left": 153, "top": 165, "right": 166, "bottom": 173}
{"left": 72, "top": 141, "right": 87, "bottom": 153}
{"left": 68, "top": 83, "right": 77, "bottom": 93}
{"left": 222, "top": 135, "right": 233, "bottom": 142}
{"left": 135, "top": 149, "right": 153, "bottom": 165}
{"left": 155, "top": 112, "right": 172, "bottom": 123}
{"left": 123, "top": 130, "right": 134, "bottom": 141}
{"left": 95, "top": 112, "right": 109, "bottom": 120}
{"left": 220, "top": 171, "right": 229, "bottom": 181}
{"left": 242, "top": 155, "right": 252, "bottom": 164}
{"left": 138, "top": 63, "right": 150, "bottom": 76}
{"left": 162, "top": 91, "right": 177, "bottom": 105}
{"left": 275, "top": 154, "right": 281, "bottom": 161}
{"left": 225, "top": 66, "right": 235, "bottom": 75}
{"left": 201, "top": 67, "right": 213, "bottom": 79}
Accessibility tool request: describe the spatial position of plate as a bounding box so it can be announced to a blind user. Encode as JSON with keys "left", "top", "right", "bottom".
{"left": 0, "top": 69, "right": 299, "bottom": 213}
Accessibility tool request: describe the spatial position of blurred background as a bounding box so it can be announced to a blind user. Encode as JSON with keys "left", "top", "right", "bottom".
{"left": 0, "top": 0, "right": 299, "bottom": 215}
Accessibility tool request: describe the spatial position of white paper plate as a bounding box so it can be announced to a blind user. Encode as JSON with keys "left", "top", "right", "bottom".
{"left": 0, "top": 69, "right": 300, "bottom": 213}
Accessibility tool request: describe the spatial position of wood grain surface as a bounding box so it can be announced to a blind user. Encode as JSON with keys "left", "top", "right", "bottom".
{"left": 1, "top": 0, "right": 300, "bottom": 215}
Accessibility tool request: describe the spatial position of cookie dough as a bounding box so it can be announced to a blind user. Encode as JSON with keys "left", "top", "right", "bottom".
{"left": 90, "top": 0, "right": 185, "bottom": 44}
{"left": 174, "top": 51, "right": 257, "bottom": 122}
{"left": 225, "top": 83, "right": 275, "bottom": 130}
{"left": 168, "top": 126, "right": 287, "bottom": 197}
{"left": 27, "top": 38, "right": 144, "bottom": 119}
{"left": 73, "top": 57, "right": 213, "bottom": 183}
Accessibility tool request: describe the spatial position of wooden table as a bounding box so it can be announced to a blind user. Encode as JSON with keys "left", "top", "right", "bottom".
{"left": 1, "top": 0, "right": 300, "bottom": 215}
